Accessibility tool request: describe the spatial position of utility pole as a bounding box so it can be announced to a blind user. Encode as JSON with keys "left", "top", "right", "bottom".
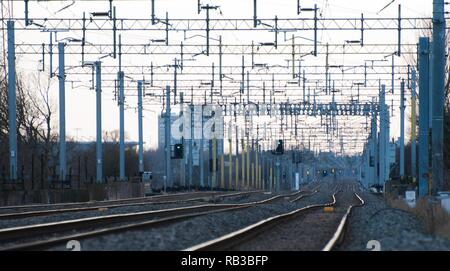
{"left": 151, "top": 0, "right": 156, "bottom": 24}
{"left": 325, "top": 43, "right": 329, "bottom": 95}
{"left": 118, "top": 33, "right": 125, "bottom": 181}
{"left": 431, "top": 0, "right": 446, "bottom": 194}
{"left": 58, "top": 42, "right": 66, "bottom": 183}
{"left": 228, "top": 122, "right": 233, "bottom": 190}
{"left": 235, "top": 111, "right": 239, "bottom": 189}
{"left": 292, "top": 35, "right": 295, "bottom": 78}
{"left": 95, "top": 61, "right": 103, "bottom": 183}
{"left": 180, "top": 92, "right": 185, "bottom": 187}
{"left": 418, "top": 37, "right": 430, "bottom": 197}
{"left": 165, "top": 85, "right": 171, "bottom": 191}
{"left": 219, "top": 36, "right": 223, "bottom": 96}
{"left": 399, "top": 80, "right": 405, "bottom": 177}
{"left": 212, "top": 137, "right": 217, "bottom": 188}
{"left": 411, "top": 69, "right": 417, "bottom": 179}
{"left": 200, "top": 104, "right": 205, "bottom": 187}
{"left": 242, "top": 140, "right": 245, "bottom": 188}
{"left": 137, "top": 80, "right": 144, "bottom": 175}
{"left": 49, "top": 32, "right": 53, "bottom": 78}
{"left": 118, "top": 71, "right": 125, "bottom": 181}
{"left": 7, "top": 21, "right": 17, "bottom": 181}
{"left": 379, "top": 85, "right": 388, "bottom": 183}
{"left": 302, "top": 70, "right": 306, "bottom": 104}
{"left": 269, "top": 161, "right": 273, "bottom": 192}
{"left": 174, "top": 59, "right": 178, "bottom": 104}
{"left": 246, "top": 141, "right": 250, "bottom": 189}
{"left": 314, "top": 4, "right": 318, "bottom": 56}
{"left": 247, "top": 71, "right": 250, "bottom": 103}
{"left": 371, "top": 103, "right": 378, "bottom": 184}
{"left": 189, "top": 101, "right": 193, "bottom": 190}
{"left": 253, "top": 0, "right": 258, "bottom": 27}
{"left": 235, "top": 143, "right": 239, "bottom": 190}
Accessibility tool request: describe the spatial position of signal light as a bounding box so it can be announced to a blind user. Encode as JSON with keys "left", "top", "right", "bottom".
{"left": 172, "top": 143, "right": 184, "bottom": 159}
{"left": 272, "top": 140, "right": 284, "bottom": 155}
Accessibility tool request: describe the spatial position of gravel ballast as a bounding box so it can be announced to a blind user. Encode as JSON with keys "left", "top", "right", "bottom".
{"left": 46, "top": 184, "right": 333, "bottom": 251}
{"left": 338, "top": 191, "right": 450, "bottom": 251}
{"left": 5, "top": 178, "right": 448, "bottom": 251}
{"left": 0, "top": 191, "right": 277, "bottom": 229}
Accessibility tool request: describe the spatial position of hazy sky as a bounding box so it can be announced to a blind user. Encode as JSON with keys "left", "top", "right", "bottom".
{"left": 3, "top": 0, "right": 435, "bottom": 151}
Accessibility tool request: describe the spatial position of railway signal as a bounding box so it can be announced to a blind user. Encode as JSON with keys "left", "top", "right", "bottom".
{"left": 273, "top": 140, "right": 284, "bottom": 155}
{"left": 173, "top": 143, "right": 184, "bottom": 159}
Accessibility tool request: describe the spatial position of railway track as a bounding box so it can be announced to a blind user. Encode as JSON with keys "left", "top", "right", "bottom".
{"left": 0, "top": 189, "right": 313, "bottom": 251}
{"left": 0, "top": 190, "right": 262, "bottom": 219}
{"left": 184, "top": 187, "right": 364, "bottom": 251}
{"left": 0, "top": 191, "right": 257, "bottom": 211}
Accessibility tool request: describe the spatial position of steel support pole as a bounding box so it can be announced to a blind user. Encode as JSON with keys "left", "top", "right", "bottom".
{"left": 365, "top": 145, "right": 370, "bottom": 187}
{"left": 418, "top": 37, "right": 430, "bottom": 197}
{"left": 371, "top": 108, "right": 378, "bottom": 184}
{"left": 235, "top": 152, "right": 239, "bottom": 190}
{"left": 255, "top": 146, "right": 259, "bottom": 189}
{"left": 259, "top": 165, "right": 262, "bottom": 189}
{"left": 205, "top": 7, "right": 210, "bottom": 56}
{"left": 429, "top": 43, "right": 434, "bottom": 130}
{"left": 386, "top": 102, "right": 391, "bottom": 181}
{"left": 165, "top": 85, "right": 171, "bottom": 191}
{"left": 221, "top": 153, "right": 224, "bottom": 188}
{"left": 151, "top": 0, "right": 156, "bottom": 24}
{"left": 24, "top": 0, "right": 29, "bottom": 26}
{"left": 212, "top": 137, "right": 217, "bottom": 188}
{"left": 49, "top": 32, "right": 53, "bottom": 78}
{"left": 199, "top": 105, "right": 204, "bottom": 187}
{"left": 241, "top": 141, "right": 245, "bottom": 188}
{"left": 7, "top": 21, "right": 17, "bottom": 181}
{"left": 398, "top": 4, "right": 402, "bottom": 56}
{"left": 302, "top": 70, "right": 306, "bottom": 103}
{"left": 269, "top": 164, "right": 273, "bottom": 192}
{"left": 189, "top": 104, "right": 193, "bottom": 189}
{"left": 253, "top": 0, "right": 257, "bottom": 28}
{"left": 219, "top": 36, "right": 223, "bottom": 96}
{"left": 379, "top": 85, "right": 387, "bottom": 183}
{"left": 313, "top": 4, "right": 318, "bottom": 57}
{"left": 58, "top": 42, "right": 66, "bottom": 182}
{"left": 246, "top": 143, "right": 250, "bottom": 189}
{"left": 431, "top": 0, "right": 446, "bottom": 194}
{"left": 277, "top": 157, "right": 281, "bottom": 191}
{"left": 247, "top": 71, "right": 250, "bottom": 103}
{"left": 95, "top": 61, "right": 103, "bottom": 183}
{"left": 399, "top": 80, "right": 405, "bottom": 177}
{"left": 261, "top": 154, "right": 265, "bottom": 189}
{"left": 366, "top": 132, "right": 371, "bottom": 186}
{"left": 367, "top": 128, "right": 373, "bottom": 185}
{"left": 118, "top": 71, "right": 125, "bottom": 181}
{"left": 325, "top": 44, "right": 329, "bottom": 95}
{"left": 137, "top": 81, "right": 144, "bottom": 174}
{"left": 251, "top": 163, "right": 255, "bottom": 188}
{"left": 411, "top": 69, "right": 417, "bottom": 179}
{"left": 392, "top": 54, "right": 395, "bottom": 94}
{"left": 229, "top": 137, "right": 232, "bottom": 189}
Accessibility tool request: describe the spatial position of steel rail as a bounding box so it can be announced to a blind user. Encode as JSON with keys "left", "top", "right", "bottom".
{"left": 184, "top": 191, "right": 338, "bottom": 251}
{"left": 0, "top": 191, "right": 262, "bottom": 219}
{"left": 0, "top": 191, "right": 220, "bottom": 211}
{"left": 322, "top": 192, "right": 365, "bottom": 251}
{"left": 0, "top": 190, "right": 308, "bottom": 251}
{"left": 289, "top": 189, "right": 319, "bottom": 202}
